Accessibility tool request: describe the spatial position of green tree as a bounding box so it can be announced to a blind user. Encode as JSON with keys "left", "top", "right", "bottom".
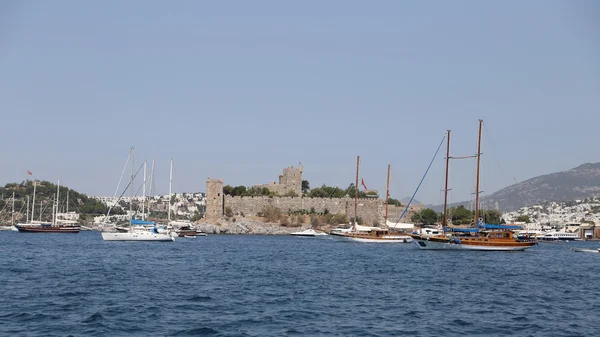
{"left": 387, "top": 198, "right": 402, "bottom": 206}
{"left": 449, "top": 205, "right": 473, "bottom": 225}
{"left": 481, "top": 209, "right": 502, "bottom": 224}
{"left": 411, "top": 208, "right": 439, "bottom": 225}
{"left": 515, "top": 215, "right": 531, "bottom": 223}
{"left": 301, "top": 180, "right": 310, "bottom": 194}
{"left": 232, "top": 185, "right": 247, "bottom": 196}
{"left": 223, "top": 185, "right": 234, "bottom": 196}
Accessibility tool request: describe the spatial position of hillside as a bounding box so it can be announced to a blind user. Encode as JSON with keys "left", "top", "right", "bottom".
{"left": 432, "top": 162, "right": 600, "bottom": 212}
{"left": 0, "top": 180, "right": 122, "bottom": 222}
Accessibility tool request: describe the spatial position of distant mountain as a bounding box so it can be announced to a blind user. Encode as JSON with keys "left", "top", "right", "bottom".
{"left": 431, "top": 162, "right": 600, "bottom": 212}
{"left": 401, "top": 197, "right": 422, "bottom": 206}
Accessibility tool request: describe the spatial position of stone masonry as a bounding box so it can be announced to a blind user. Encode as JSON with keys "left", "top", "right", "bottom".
{"left": 206, "top": 178, "right": 421, "bottom": 226}
{"left": 205, "top": 178, "right": 224, "bottom": 219}
{"left": 256, "top": 165, "right": 303, "bottom": 196}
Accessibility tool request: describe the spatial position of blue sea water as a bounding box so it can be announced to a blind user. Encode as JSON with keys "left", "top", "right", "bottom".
{"left": 0, "top": 231, "right": 598, "bottom": 337}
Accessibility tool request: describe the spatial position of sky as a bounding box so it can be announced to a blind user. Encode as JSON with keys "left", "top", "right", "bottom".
{"left": 1, "top": 0, "right": 598, "bottom": 205}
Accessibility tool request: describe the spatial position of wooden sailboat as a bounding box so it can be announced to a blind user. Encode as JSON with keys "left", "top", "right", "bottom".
{"left": 409, "top": 120, "right": 537, "bottom": 251}
{"left": 15, "top": 179, "right": 81, "bottom": 233}
{"left": 331, "top": 157, "right": 412, "bottom": 243}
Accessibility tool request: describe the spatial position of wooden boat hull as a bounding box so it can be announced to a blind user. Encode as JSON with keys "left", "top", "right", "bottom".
{"left": 101, "top": 232, "right": 174, "bottom": 242}
{"left": 15, "top": 225, "right": 80, "bottom": 233}
{"left": 176, "top": 230, "right": 197, "bottom": 237}
{"left": 409, "top": 234, "right": 536, "bottom": 251}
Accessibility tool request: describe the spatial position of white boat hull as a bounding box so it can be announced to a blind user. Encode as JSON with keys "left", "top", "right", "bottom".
{"left": 413, "top": 238, "right": 533, "bottom": 251}
{"left": 331, "top": 233, "right": 412, "bottom": 243}
{"left": 345, "top": 237, "right": 412, "bottom": 243}
{"left": 101, "top": 232, "right": 175, "bottom": 242}
{"left": 571, "top": 248, "right": 600, "bottom": 253}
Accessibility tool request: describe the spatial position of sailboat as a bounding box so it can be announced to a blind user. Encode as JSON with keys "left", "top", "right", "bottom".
{"left": 101, "top": 147, "right": 174, "bottom": 242}
{"left": 15, "top": 180, "right": 81, "bottom": 233}
{"left": 0, "top": 192, "right": 15, "bottom": 230}
{"left": 165, "top": 159, "right": 204, "bottom": 237}
{"left": 330, "top": 157, "right": 413, "bottom": 243}
{"left": 409, "top": 120, "right": 537, "bottom": 251}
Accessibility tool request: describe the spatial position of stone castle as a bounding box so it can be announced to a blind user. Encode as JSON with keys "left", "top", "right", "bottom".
{"left": 205, "top": 165, "right": 421, "bottom": 226}
{"left": 255, "top": 165, "right": 303, "bottom": 196}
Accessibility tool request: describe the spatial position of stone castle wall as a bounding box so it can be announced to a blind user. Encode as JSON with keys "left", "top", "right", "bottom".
{"left": 205, "top": 165, "right": 421, "bottom": 227}
{"left": 222, "top": 195, "right": 421, "bottom": 226}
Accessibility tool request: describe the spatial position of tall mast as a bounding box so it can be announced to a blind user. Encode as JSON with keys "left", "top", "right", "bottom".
{"left": 66, "top": 189, "right": 69, "bottom": 213}
{"left": 31, "top": 181, "right": 36, "bottom": 223}
{"left": 130, "top": 147, "right": 134, "bottom": 232}
{"left": 168, "top": 158, "right": 173, "bottom": 222}
{"left": 142, "top": 160, "right": 147, "bottom": 220}
{"left": 443, "top": 130, "right": 451, "bottom": 228}
{"left": 26, "top": 196, "right": 30, "bottom": 223}
{"left": 11, "top": 192, "right": 15, "bottom": 225}
{"left": 150, "top": 159, "right": 155, "bottom": 197}
{"left": 354, "top": 155, "right": 359, "bottom": 232}
{"left": 385, "top": 164, "right": 390, "bottom": 225}
{"left": 52, "top": 193, "right": 56, "bottom": 224}
{"left": 55, "top": 179, "right": 60, "bottom": 224}
{"left": 474, "top": 119, "right": 483, "bottom": 227}
{"left": 39, "top": 200, "right": 42, "bottom": 221}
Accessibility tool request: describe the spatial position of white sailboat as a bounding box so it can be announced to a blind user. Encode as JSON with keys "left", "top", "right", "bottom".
{"left": 331, "top": 159, "right": 413, "bottom": 243}
{"left": 101, "top": 147, "right": 174, "bottom": 242}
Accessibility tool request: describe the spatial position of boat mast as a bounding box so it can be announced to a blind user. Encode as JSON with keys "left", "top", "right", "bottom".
{"left": 11, "top": 192, "right": 15, "bottom": 226}
{"left": 168, "top": 158, "right": 173, "bottom": 223}
{"left": 142, "top": 160, "right": 147, "bottom": 220}
{"left": 443, "top": 130, "right": 451, "bottom": 229}
{"left": 31, "top": 180, "right": 36, "bottom": 224}
{"left": 474, "top": 119, "right": 483, "bottom": 227}
{"left": 385, "top": 164, "right": 390, "bottom": 225}
{"left": 39, "top": 200, "right": 42, "bottom": 221}
{"left": 26, "top": 196, "right": 30, "bottom": 223}
{"left": 54, "top": 179, "right": 60, "bottom": 224}
{"left": 66, "top": 189, "right": 69, "bottom": 213}
{"left": 130, "top": 147, "right": 134, "bottom": 232}
{"left": 150, "top": 159, "right": 155, "bottom": 197}
{"left": 354, "top": 155, "right": 359, "bottom": 232}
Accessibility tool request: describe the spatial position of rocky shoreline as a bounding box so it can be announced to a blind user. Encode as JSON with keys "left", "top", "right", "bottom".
{"left": 195, "top": 220, "right": 314, "bottom": 235}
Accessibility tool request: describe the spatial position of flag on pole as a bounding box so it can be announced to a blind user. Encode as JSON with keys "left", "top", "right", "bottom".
{"left": 361, "top": 178, "right": 368, "bottom": 191}
{"left": 27, "top": 170, "right": 32, "bottom": 175}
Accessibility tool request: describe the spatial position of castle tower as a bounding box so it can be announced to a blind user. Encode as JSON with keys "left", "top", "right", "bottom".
{"left": 279, "top": 165, "right": 303, "bottom": 196}
{"left": 205, "top": 178, "right": 224, "bottom": 219}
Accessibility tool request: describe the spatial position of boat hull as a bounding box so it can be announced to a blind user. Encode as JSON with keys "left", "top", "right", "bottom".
{"left": 571, "top": 248, "right": 600, "bottom": 253}
{"left": 411, "top": 237, "right": 536, "bottom": 251}
{"left": 331, "top": 232, "right": 412, "bottom": 243}
{"left": 15, "top": 225, "right": 80, "bottom": 233}
{"left": 101, "top": 232, "right": 174, "bottom": 241}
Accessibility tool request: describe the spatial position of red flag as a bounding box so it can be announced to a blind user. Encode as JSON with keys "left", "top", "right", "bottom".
{"left": 361, "top": 178, "right": 368, "bottom": 190}
{"left": 27, "top": 170, "right": 32, "bottom": 175}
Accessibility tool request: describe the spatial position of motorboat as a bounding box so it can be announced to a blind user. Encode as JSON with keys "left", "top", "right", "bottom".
{"left": 102, "top": 226, "right": 174, "bottom": 242}
{"left": 571, "top": 247, "right": 600, "bottom": 253}
{"left": 290, "top": 228, "right": 328, "bottom": 237}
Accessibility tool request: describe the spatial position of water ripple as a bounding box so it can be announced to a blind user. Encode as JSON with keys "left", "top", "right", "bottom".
{"left": 0, "top": 232, "right": 598, "bottom": 336}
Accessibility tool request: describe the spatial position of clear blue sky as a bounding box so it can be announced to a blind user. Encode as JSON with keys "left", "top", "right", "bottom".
{"left": 1, "top": 0, "right": 598, "bottom": 205}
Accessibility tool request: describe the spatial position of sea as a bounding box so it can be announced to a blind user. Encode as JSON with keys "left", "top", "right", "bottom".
{"left": 0, "top": 231, "right": 598, "bottom": 337}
